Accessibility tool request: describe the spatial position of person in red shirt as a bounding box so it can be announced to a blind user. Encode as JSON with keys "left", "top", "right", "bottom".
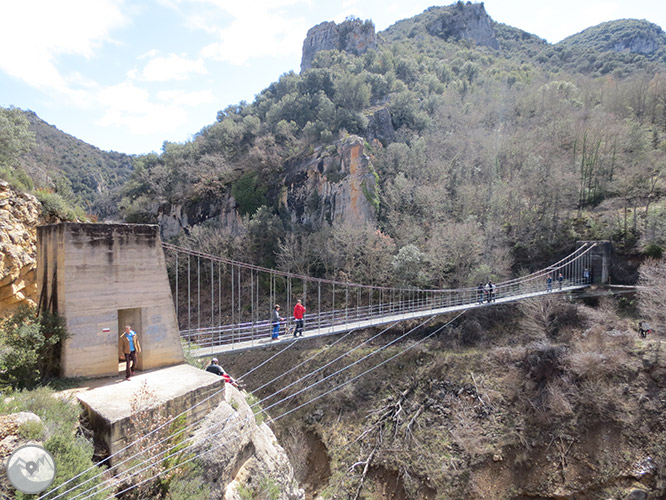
{"left": 293, "top": 299, "right": 306, "bottom": 337}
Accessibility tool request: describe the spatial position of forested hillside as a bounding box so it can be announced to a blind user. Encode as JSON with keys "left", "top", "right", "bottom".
{"left": 1, "top": 3, "right": 666, "bottom": 499}
{"left": 0, "top": 107, "right": 133, "bottom": 219}
{"left": 113, "top": 2, "right": 666, "bottom": 289}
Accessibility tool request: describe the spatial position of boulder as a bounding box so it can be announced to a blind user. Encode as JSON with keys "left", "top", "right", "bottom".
{"left": 192, "top": 385, "right": 304, "bottom": 500}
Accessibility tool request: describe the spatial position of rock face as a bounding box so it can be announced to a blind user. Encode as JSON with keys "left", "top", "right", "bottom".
{"left": 283, "top": 135, "right": 378, "bottom": 230}
{"left": 158, "top": 191, "right": 242, "bottom": 241}
{"left": 157, "top": 135, "right": 378, "bottom": 238}
{"left": 0, "top": 181, "right": 41, "bottom": 314}
{"left": 425, "top": 2, "right": 499, "bottom": 50}
{"left": 301, "top": 18, "right": 377, "bottom": 72}
{"left": 192, "top": 385, "right": 304, "bottom": 500}
{"left": 612, "top": 35, "right": 661, "bottom": 55}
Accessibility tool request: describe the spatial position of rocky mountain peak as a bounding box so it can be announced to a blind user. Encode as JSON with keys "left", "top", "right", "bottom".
{"left": 425, "top": 2, "right": 499, "bottom": 49}
{"left": 301, "top": 17, "right": 377, "bottom": 72}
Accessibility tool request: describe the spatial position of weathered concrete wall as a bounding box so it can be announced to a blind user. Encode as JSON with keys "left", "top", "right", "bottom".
{"left": 578, "top": 240, "right": 612, "bottom": 284}
{"left": 77, "top": 365, "right": 224, "bottom": 464}
{"left": 37, "top": 223, "right": 183, "bottom": 378}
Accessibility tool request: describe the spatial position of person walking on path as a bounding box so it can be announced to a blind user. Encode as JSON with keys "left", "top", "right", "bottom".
{"left": 120, "top": 325, "right": 141, "bottom": 380}
{"left": 293, "top": 299, "right": 306, "bottom": 337}
{"left": 271, "top": 304, "right": 284, "bottom": 340}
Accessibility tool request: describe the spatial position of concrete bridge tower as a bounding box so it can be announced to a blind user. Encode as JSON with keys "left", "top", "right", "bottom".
{"left": 37, "top": 223, "right": 184, "bottom": 378}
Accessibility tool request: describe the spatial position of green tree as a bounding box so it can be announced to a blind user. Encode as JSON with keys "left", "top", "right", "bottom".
{"left": 0, "top": 106, "right": 35, "bottom": 168}
{"left": 0, "top": 306, "right": 68, "bottom": 390}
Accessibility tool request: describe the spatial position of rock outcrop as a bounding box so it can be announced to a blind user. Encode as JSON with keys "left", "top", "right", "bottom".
{"left": 157, "top": 135, "right": 378, "bottom": 238}
{"left": 283, "top": 135, "right": 378, "bottom": 229}
{"left": 158, "top": 191, "right": 242, "bottom": 241}
{"left": 192, "top": 385, "right": 304, "bottom": 500}
{"left": 301, "top": 18, "right": 377, "bottom": 72}
{"left": 0, "top": 412, "right": 42, "bottom": 496}
{"left": 425, "top": 2, "right": 499, "bottom": 50}
{"left": 611, "top": 34, "right": 662, "bottom": 55}
{"left": 0, "top": 181, "right": 41, "bottom": 315}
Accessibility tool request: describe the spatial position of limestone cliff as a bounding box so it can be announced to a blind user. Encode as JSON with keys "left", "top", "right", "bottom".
{"left": 283, "top": 135, "right": 378, "bottom": 229}
{"left": 0, "top": 181, "right": 41, "bottom": 314}
{"left": 425, "top": 2, "right": 499, "bottom": 49}
{"left": 192, "top": 385, "right": 304, "bottom": 500}
{"left": 301, "top": 18, "right": 377, "bottom": 72}
{"left": 157, "top": 135, "right": 378, "bottom": 239}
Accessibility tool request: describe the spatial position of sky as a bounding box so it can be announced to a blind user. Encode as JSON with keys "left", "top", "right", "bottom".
{"left": 1, "top": 1, "right": 665, "bottom": 156}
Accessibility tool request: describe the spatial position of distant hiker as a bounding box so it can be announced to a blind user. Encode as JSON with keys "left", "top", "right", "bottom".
{"left": 477, "top": 284, "right": 484, "bottom": 304}
{"left": 293, "top": 299, "right": 306, "bottom": 337}
{"left": 546, "top": 274, "right": 553, "bottom": 292}
{"left": 271, "top": 304, "right": 284, "bottom": 340}
{"left": 120, "top": 325, "right": 141, "bottom": 380}
{"left": 557, "top": 272, "right": 564, "bottom": 290}
{"left": 491, "top": 281, "right": 496, "bottom": 301}
{"left": 205, "top": 358, "right": 238, "bottom": 387}
{"left": 583, "top": 268, "right": 591, "bottom": 284}
{"left": 486, "top": 280, "right": 495, "bottom": 303}
{"left": 638, "top": 321, "right": 653, "bottom": 338}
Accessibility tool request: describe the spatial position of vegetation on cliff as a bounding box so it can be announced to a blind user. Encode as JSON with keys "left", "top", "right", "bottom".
{"left": 111, "top": 4, "right": 666, "bottom": 290}
{"left": 220, "top": 295, "right": 665, "bottom": 499}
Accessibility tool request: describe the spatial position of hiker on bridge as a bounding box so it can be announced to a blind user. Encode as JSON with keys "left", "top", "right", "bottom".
{"left": 120, "top": 325, "right": 141, "bottom": 380}
{"left": 477, "top": 284, "right": 484, "bottom": 304}
{"left": 546, "top": 274, "right": 553, "bottom": 291}
{"left": 271, "top": 304, "right": 285, "bottom": 340}
{"left": 583, "top": 267, "right": 591, "bottom": 284}
{"left": 205, "top": 358, "right": 238, "bottom": 387}
{"left": 485, "top": 280, "right": 495, "bottom": 302}
{"left": 558, "top": 272, "right": 564, "bottom": 290}
{"left": 293, "top": 299, "right": 306, "bottom": 337}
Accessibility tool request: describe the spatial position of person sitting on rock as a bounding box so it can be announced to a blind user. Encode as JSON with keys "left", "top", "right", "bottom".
{"left": 205, "top": 358, "right": 238, "bottom": 387}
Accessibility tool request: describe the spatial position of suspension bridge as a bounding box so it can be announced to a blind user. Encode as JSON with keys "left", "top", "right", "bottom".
{"left": 34, "top": 225, "right": 607, "bottom": 500}
{"left": 162, "top": 241, "right": 600, "bottom": 357}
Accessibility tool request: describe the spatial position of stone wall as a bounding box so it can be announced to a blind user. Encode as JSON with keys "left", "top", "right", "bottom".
{"left": 37, "top": 223, "right": 184, "bottom": 378}
{"left": 0, "top": 181, "right": 40, "bottom": 315}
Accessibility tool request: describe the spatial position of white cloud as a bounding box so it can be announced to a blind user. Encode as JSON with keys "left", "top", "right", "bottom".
{"left": 176, "top": 0, "right": 310, "bottom": 65}
{"left": 0, "top": 0, "right": 128, "bottom": 91}
{"left": 96, "top": 81, "right": 188, "bottom": 135}
{"left": 157, "top": 89, "right": 215, "bottom": 106}
{"left": 140, "top": 54, "right": 207, "bottom": 81}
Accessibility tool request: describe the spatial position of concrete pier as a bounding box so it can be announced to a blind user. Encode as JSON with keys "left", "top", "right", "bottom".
{"left": 76, "top": 364, "right": 225, "bottom": 464}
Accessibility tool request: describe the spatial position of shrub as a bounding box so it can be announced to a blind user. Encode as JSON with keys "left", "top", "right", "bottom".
{"left": 643, "top": 243, "right": 663, "bottom": 259}
{"left": 0, "top": 388, "right": 105, "bottom": 500}
{"left": 0, "top": 306, "right": 68, "bottom": 390}
{"left": 35, "top": 189, "right": 86, "bottom": 221}
{"left": 231, "top": 174, "right": 267, "bottom": 216}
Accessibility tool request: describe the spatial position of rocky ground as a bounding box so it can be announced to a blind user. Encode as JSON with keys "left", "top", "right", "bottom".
{"left": 218, "top": 297, "right": 666, "bottom": 500}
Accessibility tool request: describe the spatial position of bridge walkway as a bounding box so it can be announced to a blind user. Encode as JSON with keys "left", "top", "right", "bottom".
{"left": 187, "top": 284, "right": 588, "bottom": 358}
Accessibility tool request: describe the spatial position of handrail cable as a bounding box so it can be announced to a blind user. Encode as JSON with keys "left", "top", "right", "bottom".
{"left": 97, "top": 312, "right": 464, "bottom": 500}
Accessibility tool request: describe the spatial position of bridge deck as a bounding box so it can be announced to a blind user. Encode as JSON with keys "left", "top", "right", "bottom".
{"left": 187, "top": 285, "right": 588, "bottom": 358}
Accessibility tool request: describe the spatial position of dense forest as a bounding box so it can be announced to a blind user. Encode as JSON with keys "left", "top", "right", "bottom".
{"left": 110, "top": 4, "right": 666, "bottom": 289}
{"left": 2, "top": 2, "right": 666, "bottom": 499}
{"left": 2, "top": 4, "right": 666, "bottom": 292}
